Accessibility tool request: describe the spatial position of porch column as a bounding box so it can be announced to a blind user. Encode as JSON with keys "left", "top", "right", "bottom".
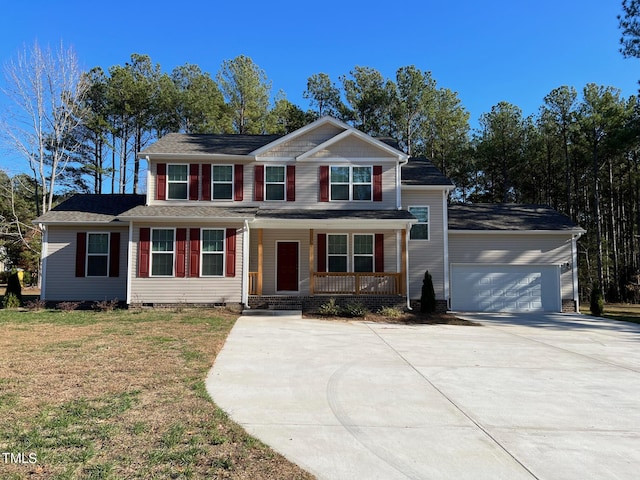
{"left": 401, "top": 229, "right": 407, "bottom": 295}
{"left": 257, "top": 228, "right": 263, "bottom": 295}
{"left": 309, "top": 229, "right": 315, "bottom": 295}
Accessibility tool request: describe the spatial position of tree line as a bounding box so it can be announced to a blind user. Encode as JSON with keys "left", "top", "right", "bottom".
{"left": 1, "top": 1, "right": 640, "bottom": 302}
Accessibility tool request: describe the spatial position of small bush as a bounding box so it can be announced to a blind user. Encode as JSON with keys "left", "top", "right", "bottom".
{"left": 421, "top": 270, "right": 436, "bottom": 313}
{"left": 3, "top": 292, "right": 21, "bottom": 309}
{"left": 590, "top": 282, "right": 604, "bottom": 316}
{"left": 343, "top": 301, "right": 369, "bottom": 318}
{"left": 378, "top": 306, "right": 403, "bottom": 318}
{"left": 93, "top": 299, "right": 119, "bottom": 312}
{"left": 58, "top": 301, "right": 81, "bottom": 312}
{"left": 24, "top": 298, "right": 47, "bottom": 311}
{"left": 317, "top": 298, "right": 341, "bottom": 316}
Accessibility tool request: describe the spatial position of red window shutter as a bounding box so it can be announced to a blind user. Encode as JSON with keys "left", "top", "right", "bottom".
{"left": 156, "top": 163, "right": 167, "bottom": 200}
{"left": 317, "top": 233, "right": 327, "bottom": 272}
{"left": 226, "top": 228, "right": 237, "bottom": 277}
{"left": 189, "top": 228, "right": 200, "bottom": 277}
{"left": 375, "top": 233, "right": 384, "bottom": 272}
{"left": 138, "top": 228, "right": 151, "bottom": 278}
{"left": 373, "top": 166, "right": 383, "bottom": 202}
{"left": 189, "top": 164, "right": 199, "bottom": 200}
{"left": 175, "top": 228, "right": 187, "bottom": 278}
{"left": 109, "top": 232, "right": 120, "bottom": 277}
{"left": 201, "top": 164, "right": 211, "bottom": 201}
{"left": 319, "top": 166, "right": 329, "bottom": 202}
{"left": 254, "top": 165, "right": 264, "bottom": 201}
{"left": 234, "top": 164, "right": 244, "bottom": 201}
{"left": 75, "top": 232, "right": 86, "bottom": 277}
{"left": 286, "top": 165, "right": 296, "bottom": 201}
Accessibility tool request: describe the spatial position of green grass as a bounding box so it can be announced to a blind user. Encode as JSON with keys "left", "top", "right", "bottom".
{"left": 0, "top": 306, "right": 314, "bottom": 480}
{"left": 586, "top": 303, "right": 640, "bottom": 324}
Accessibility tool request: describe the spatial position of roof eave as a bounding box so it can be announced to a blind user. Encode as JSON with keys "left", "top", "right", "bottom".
{"left": 449, "top": 228, "right": 586, "bottom": 235}
{"left": 253, "top": 217, "right": 416, "bottom": 229}
{"left": 137, "top": 153, "right": 253, "bottom": 161}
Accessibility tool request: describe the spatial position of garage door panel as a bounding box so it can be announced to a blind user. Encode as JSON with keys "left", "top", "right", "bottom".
{"left": 451, "top": 265, "right": 560, "bottom": 312}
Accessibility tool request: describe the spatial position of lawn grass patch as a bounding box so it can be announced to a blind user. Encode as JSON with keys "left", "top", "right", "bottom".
{"left": 0, "top": 307, "right": 313, "bottom": 479}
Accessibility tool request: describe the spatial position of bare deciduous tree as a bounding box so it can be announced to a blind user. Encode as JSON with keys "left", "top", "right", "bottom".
{"left": 1, "top": 40, "right": 88, "bottom": 214}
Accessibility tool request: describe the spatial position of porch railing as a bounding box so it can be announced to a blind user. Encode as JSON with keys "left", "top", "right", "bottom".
{"left": 312, "top": 272, "right": 402, "bottom": 295}
{"left": 248, "top": 271, "right": 403, "bottom": 296}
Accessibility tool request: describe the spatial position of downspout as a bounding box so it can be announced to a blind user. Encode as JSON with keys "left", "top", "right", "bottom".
{"left": 39, "top": 224, "right": 47, "bottom": 301}
{"left": 442, "top": 189, "right": 450, "bottom": 309}
{"left": 145, "top": 156, "right": 151, "bottom": 205}
{"left": 126, "top": 220, "right": 133, "bottom": 305}
{"left": 405, "top": 223, "right": 412, "bottom": 310}
{"left": 396, "top": 156, "right": 408, "bottom": 210}
{"left": 572, "top": 232, "right": 583, "bottom": 313}
{"left": 242, "top": 219, "right": 250, "bottom": 309}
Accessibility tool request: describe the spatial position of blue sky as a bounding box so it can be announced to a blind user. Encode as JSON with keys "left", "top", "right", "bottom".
{"left": 1, "top": 0, "right": 638, "bottom": 134}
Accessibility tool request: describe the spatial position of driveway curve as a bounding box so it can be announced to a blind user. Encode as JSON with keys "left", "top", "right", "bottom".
{"left": 206, "top": 312, "right": 640, "bottom": 479}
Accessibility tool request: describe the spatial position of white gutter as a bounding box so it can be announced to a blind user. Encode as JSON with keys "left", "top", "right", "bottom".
{"left": 126, "top": 221, "right": 133, "bottom": 305}
{"left": 241, "top": 219, "right": 250, "bottom": 309}
{"left": 442, "top": 190, "right": 450, "bottom": 307}
{"left": 39, "top": 224, "right": 48, "bottom": 301}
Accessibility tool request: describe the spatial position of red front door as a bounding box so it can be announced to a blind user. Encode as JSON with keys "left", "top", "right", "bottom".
{"left": 277, "top": 242, "right": 299, "bottom": 292}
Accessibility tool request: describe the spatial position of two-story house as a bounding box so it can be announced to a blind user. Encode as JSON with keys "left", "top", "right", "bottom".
{"left": 35, "top": 116, "right": 584, "bottom": 313}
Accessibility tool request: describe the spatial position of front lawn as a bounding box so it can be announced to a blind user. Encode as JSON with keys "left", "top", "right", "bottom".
{"left": 0, "top": 307, "right": 312, "bottom": 479}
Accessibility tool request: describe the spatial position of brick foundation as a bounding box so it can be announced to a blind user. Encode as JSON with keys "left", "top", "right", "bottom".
{"left": 248, "top": 295, "right": 408, "bottom": 312}
{"left": 562, "top": 299, "right": 578, "bottom": 313}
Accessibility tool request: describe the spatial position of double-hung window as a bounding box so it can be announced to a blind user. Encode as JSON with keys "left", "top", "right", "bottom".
{"left": 151, "top": 229, "right": 174, "bottom": 276}
{"left": 265, "top": 166, "right": 285, "bottom": 201}
{"left": 327, "top": 234, "right": 348, "bottom": 272}
{"left": 167, "top": 164, "right": 188, "bottom": 200}
{"left": 330, "top": 166, "right": 372, "bottom": 201}
{"left": 409, "top": 206, "right": 430, "bottom": 240}
{"left": 212, "top": 165, "right": 233, "bottom": 200}
{"left": 201, "top": 229, "right": 225, "bottom": 276}
{"left": 353, "top": 234, "right": 374, "bottom": 272}
{"left": 87, "top": 233, "right": 109, "bottom": 276}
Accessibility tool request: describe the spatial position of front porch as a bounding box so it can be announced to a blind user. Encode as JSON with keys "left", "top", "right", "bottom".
{"left": 247, "top": 228, "right": 408, "bottom": 297}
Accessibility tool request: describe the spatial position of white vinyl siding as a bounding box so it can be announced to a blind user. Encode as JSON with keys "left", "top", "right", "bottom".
{"left": 43, "top": 227, "right": 128, "bottom": 301}
{"left": 402, "top": 190, "right": 446, "bottom": 300}
{"left": 130, "top": 223, "right": 244, "bottom": 304}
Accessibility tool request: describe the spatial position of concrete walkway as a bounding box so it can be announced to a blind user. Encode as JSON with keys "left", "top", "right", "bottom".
{"left": 206, "top": 312, "right": 640, "bottom": 479}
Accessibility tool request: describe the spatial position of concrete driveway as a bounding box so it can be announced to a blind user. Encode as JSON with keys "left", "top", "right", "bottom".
{"left": 206, "top": 312, "right": 640, "bottom": 479}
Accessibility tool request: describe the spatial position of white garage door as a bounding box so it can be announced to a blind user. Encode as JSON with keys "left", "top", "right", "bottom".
{"left": 450, "top": 265, "right": 561, "bottom": 312}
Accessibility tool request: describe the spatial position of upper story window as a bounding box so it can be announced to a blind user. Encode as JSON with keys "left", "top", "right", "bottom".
{"left": 409, "top": 206, "right": 430, "bottom": 240}
{"left": 167, "top": 164, "right": 188, "bottom": 200}
{"left": 151, "top": 229, "right": 175, "bottom": 276}
{"left": 330, "top": 166, "right": 372, "bottom": 201}
{"left": 87, "top": 233, "right": 109, "bottom": 276}
{"left": 265, "top": 166, "right": 286, "bottom": 201}
{"left": 212, "top": 165, "right": 233, "bottom": 200}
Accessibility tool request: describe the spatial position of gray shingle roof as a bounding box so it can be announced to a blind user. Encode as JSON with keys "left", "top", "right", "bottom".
{"left": 35, "top": 194, "right": 146, "bottom": 224}
{"left": 256, "top": 209, "right": 416, "bottom": 221}
{"left": 401, "top": 158, "right": 454, "bottom": 186}
{"left": 140, "top": 133, "right": 283, "bottom": 156}
{"left": 448, "top": 204, "right": 583, "bottom": 231}
{"left": 118, "top": 205, "right": 259, "bottom": 219}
